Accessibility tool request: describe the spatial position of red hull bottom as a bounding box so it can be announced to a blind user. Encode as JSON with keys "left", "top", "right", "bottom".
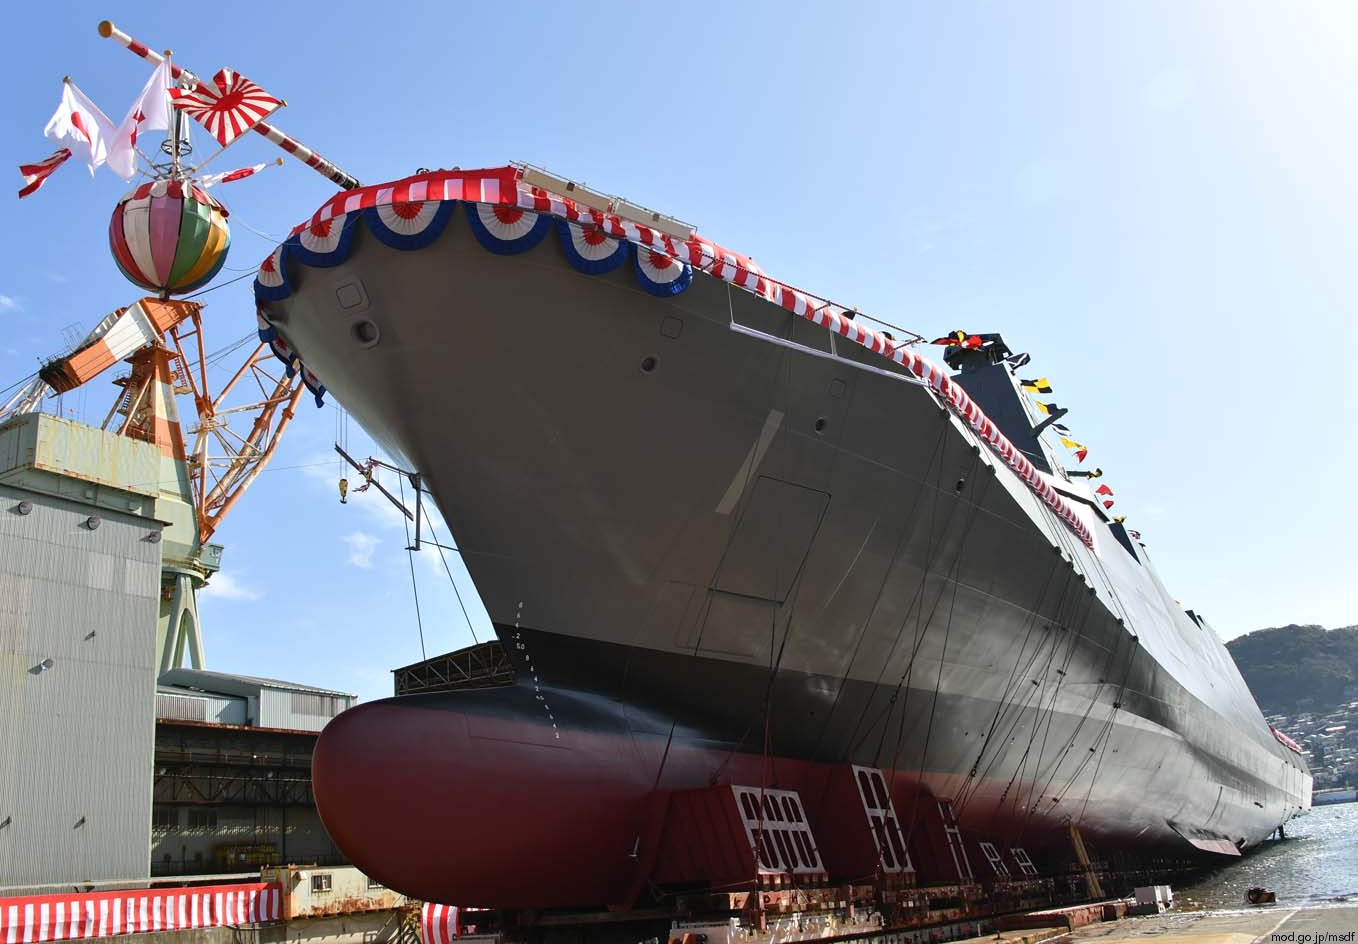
{"left": 315, "top": 693, "right": 1114, "bottom": 909}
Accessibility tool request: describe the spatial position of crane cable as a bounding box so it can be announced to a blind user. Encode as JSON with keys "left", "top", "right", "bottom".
{"left": 418, "top": 505, "right": 480, "bottom": 646}
{"left": 398, "top": 475, "right": 428, "bottom": 661}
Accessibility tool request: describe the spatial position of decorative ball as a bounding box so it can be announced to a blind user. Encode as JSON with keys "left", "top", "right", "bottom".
{"left": 108, "top": 179, "right": 231, "bottom": 296}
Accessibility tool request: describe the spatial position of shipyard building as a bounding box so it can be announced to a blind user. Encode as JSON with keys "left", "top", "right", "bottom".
{"left": 0, "top": 412, "right": 353, "bottom": 890}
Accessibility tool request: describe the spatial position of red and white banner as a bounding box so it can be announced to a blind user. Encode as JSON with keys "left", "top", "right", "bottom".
{"left": 17, "top": 148, "right": 72, "bottom": 199}
{"left": 171, "top": 68, "right": 281, "bottom": 147}
{"left": 198, "top": 162, "right": 271, "bottom": 188}
{"left": 421, "top": 904, "right": 460, "bottom": 944}
{"left": 0, "top": 882, "right": 280, "bottom": 942}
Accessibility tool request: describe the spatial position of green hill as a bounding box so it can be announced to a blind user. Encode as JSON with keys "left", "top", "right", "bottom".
{"left": 1226, "top": 624, "right": 1358, "bottom": 714}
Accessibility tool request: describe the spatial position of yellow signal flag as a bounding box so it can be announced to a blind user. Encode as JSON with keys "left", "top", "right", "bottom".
{"left": 1058, "top": 435, "right": 1088, "bottom": 462}
{"left": 1021, "top": 377, "right": 1053, "bottom": 393}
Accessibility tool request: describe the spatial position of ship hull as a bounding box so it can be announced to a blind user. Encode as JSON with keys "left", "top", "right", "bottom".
{"left": 315, "top": 625, "right": 1283, "bottom": 907}
{"left": 261, "top": 171, "right": 1310, "bottom": 907}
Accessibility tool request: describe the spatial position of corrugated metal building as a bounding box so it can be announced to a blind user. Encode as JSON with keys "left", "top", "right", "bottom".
{"left": 0, "top": 414, "right": 165, "bottom": 888}
{"left": 152, "top": 671, "right": 356, "bottom": 875}
{"left": 158, "top": 670, "right": 354, "bottom": 734}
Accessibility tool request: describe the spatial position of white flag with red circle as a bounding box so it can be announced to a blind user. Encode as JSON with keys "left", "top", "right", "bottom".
{"left": 44, "top": 79, "right": 116, "bottom": 174}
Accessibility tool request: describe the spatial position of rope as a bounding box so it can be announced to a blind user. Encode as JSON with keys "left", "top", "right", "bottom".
{"left": 952, "top": 554, "right": 1064, "bottom": 816}
{"left": 841, "top": 415, "right": 955, "bottom": 758}
{"left": 182, "top": 269, "right": 254, "bottom": 299}
{"left": 983, "top": 571, "right": 1085, "bottom": 834}
{"left": 816, "top": 415, "right": 950, "bottom": 761}
{"left": 0, "top": 371, "right": 39, "bottom": 402}
{"left": 892, "top": 451, "right": 989, "bottom": 853}
{"left": 703, "top": 345, "right": 792, "bottom": 785}
{"left": 398, "top": 476, "right": 428, "bottom": 661}
{"left": 420, "top": 505, "right": 480, "bottom": 646}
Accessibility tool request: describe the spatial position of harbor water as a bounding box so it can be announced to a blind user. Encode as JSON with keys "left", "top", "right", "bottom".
{"left": 1173, "top": 802, "right": 1358, "bottom": 910}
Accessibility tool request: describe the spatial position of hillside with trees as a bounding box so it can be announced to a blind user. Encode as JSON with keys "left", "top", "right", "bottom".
{"left": 1226, "top": 624, "right": 1358, "bottom": 715}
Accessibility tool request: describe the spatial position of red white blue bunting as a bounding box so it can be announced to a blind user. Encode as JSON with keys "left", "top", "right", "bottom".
{"left": 268, "top": 334, "right": 299, "bottom": 377}
{"left": 467, "top": 204, "right": 551, "bottom": 255}
{"left": 255, "top": 308, "right": 277, "bottom": 343}
{"left": 287, "top": 212, "right": 359, "bottom": 268}
{"left": 251, "top": 166, "right": 1097, "bottom": 547}
{"left": 557, "top": 220, "right": 629, "bottom": 275}
{"left": 253, "top": 243, "right": 292, "bottom": 302}
{"left": 633, "top": 246, "right": 693, "bottom": 297}
{"left": 301, "top": 366, "right": 326, "bottom": 408}
{"left": 363, "top": 200, "right": 456, "bottom": 251}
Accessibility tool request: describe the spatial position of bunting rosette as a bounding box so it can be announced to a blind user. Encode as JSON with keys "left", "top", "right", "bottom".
{"left": 287, "top": 213, "right": 359, "bottom": 268}
{"left": 633, "top": 246, "right": 693, "bottom": 297}
{"left": 364, "top": 200, "right": 456, "bottom": 251}
{"left": 557, "top": 220, "right": 628, "bottom": 274}
{"left": 108, "top": 179, "right": 230, "bottom": 295}
{"left": 467, "top": 204, "right": 551, "bottom": 254}
{"left": 253, "top": 243, "right": 292, "bottom": 302}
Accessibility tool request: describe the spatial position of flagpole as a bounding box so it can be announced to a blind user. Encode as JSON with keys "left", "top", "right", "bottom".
{"left": 166, "top": 52, "right": 183, "bottom": 179}
{"left": 97, "top": 20, "right": 361, "bottom": 190}
{"left": 187, "top": 102, "right": 283, "bottom": 177}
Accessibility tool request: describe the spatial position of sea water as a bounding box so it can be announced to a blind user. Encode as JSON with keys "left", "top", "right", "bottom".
{"left": 1173, "top": 803, "right": 1358, "bottom": 910}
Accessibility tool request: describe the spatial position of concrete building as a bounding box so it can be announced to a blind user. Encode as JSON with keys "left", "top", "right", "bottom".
{"left": 0, "top": 414, "right": 166, "bottom": 888}
{"left": 152, "top": 670, "right": 356, "bottom": 875}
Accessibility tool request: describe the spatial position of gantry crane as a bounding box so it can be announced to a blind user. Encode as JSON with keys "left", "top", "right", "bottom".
{"left": 1, "top": 296, "right": 303, "bottom": 671}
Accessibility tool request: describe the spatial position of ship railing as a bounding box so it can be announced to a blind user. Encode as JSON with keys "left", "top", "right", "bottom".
{"left": 728, "top": 313, "right": 932, "bottom": 385}
{"left": 513, "top": 162, "right": 930, "bottom": 349}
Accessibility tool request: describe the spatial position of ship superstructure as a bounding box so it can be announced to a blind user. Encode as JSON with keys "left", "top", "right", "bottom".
{"left": 254, "top": 165, "right": 1310, "bottom": 909}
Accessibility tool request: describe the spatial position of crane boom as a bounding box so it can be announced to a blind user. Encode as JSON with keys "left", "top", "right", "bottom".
{"left": 1, "top": 296, "right": 303, "bottom": 547}
{"left": 39, "top": 298, "right": 199, "bottom": 393}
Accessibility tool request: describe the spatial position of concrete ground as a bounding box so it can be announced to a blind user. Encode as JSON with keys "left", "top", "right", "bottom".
{"left": 1064, "top": 905, "right": 1358, "bottom": 944}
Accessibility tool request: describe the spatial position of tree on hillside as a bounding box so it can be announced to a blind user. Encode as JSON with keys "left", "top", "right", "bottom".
{"left": 1226, "top": 624, "right": 1358, "bottom": 714}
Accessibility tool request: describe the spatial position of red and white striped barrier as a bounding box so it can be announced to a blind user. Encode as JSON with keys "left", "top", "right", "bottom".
{"left": 420, "top": 904, "right": 460, "bottom": 944}
{"left": 0, "top": 882, "right": 280, "bottom": 943}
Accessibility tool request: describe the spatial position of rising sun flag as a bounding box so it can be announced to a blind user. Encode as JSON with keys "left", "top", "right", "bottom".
{"left": 170, "top": 67, "right": 281, "bottom": 147}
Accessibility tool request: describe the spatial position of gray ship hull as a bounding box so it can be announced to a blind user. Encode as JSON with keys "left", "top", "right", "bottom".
{"left": 257, "top": 170, "right": 1309, "bottom": 906}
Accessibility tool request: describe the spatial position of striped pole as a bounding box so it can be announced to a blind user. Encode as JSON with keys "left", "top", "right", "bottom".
{"left": 97, "top": 20, "right": 360, "bottom": 190}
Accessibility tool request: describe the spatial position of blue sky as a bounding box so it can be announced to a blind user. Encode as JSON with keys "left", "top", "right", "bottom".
{"left": 5, "top": 2, "right": 1356, "bottom": 702}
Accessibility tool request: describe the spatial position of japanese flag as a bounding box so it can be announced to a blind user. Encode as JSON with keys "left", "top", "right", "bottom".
{"left": 43, "top": 79, "right": 116, "bottom": 174}
{"left": 107, "top": 60, "right": 173, "bottom": 182}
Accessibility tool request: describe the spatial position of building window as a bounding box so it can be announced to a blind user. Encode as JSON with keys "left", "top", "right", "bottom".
{"left": 152, "top": 807, "right": 177, "bottom": 830}
{"left": 186, "top": 809, "right": 218, "bottom": 829}
{"left": 366, "top": 877, "right": 385, "bottom": 890}
{"left": 311, "top": 873, "right": 333, "bottom": 893}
